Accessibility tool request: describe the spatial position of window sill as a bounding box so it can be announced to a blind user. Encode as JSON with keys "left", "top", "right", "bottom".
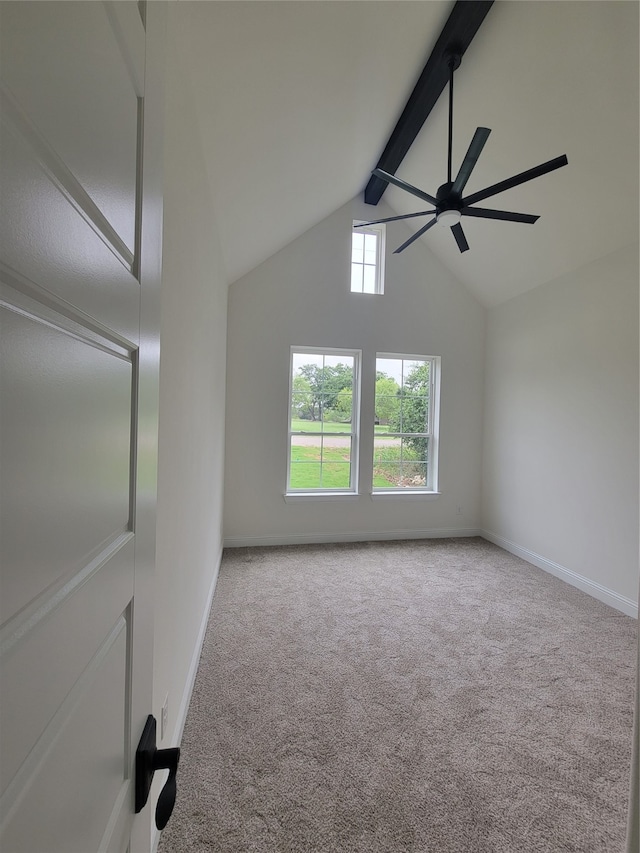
{"left": 370, "top": 491, "right": 441, "bottom": 500}
{"left": 284, "top": 491, "right": 441, "bottom": 502}
{"left": 284, "top": 492, "right": 359, "bottom": 503}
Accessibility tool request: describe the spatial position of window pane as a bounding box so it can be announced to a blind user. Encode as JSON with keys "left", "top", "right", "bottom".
{"left": 400, "top": 460, "right": 427, "bottom": 488}
{"left": 291, "top": 434, "right": 354, "bottom": 483}
{"left": 372, "top": 434, "right": 401, "bottom": 487}
{"left": 364, "top": 233, "right": 377, "bottom": 264}
{"left": 324, "top": 355, "right": 354, "bottom": 371}
{"left": 376, "top": 357, "right": 401, "bottom": 380}
{"left": 401, "top": 436, "right": 428, "bottom": 463}
{"left": 293, "top": 352, "right": 324, "bottom": 376}
{"left": 399, "top": 394, "right": 428, "bottom": 434}
{"left": 371, "top": 434, "right": 428, "bottom": 489}
{"left": 320, "top": 359, "right": 353, "bottom": 424}
{"left": 321, "top": 462, "right": 351, "bottom": 489}
{"left": 289, "top": 434, "right": 322, "bottom": 489}
{"left": 291, "top": 352, "right": 325, "bottom": 426}
{"left": 372, "top": 466, "right": 396, "bottom": 488}
{"left": 351, "top": 232, "right": 364, "bottom": 263}
{"left": 320, "top": 435, "right": 352, "bottom": 488}
{"left": 321, "top": 435, "right": 351, "bottom": 458}
{"left": 296, "top": 420, "right": 322, "bottom": 433}
{"left": 363, "top": 264, "right": 376, "bottom": 293}
{"left": 373, "top": 434, "right": 401, "bottom": 457}
{"left": 290, "top": 435, "right": 322, "bottom": 461}
{"left": 351, "top": 263, "right": 363, "bottom": 292}
{"left": 291, "top": 391, "right": 313, "bottom": 427}
{"left": 374, "top": 396, "right": 399, "bottom": 428}
{"left": 401, "top": 359, "right": 429, "bottom": 389}
{"left": 319, "top": 408, "right": 347, "bottom": 429}
{"left": 289, "top": 462, "right": 321, "bottom": 489}
{"left": 325, "top": 389, "right": 352, "bottom": 429}
{"left": 373, "top": 461, "right": 401, "bottom": 488}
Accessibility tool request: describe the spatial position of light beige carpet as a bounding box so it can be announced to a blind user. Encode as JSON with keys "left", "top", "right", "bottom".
{"left": 158, "top": 538, "right": 637, "bottom": 852}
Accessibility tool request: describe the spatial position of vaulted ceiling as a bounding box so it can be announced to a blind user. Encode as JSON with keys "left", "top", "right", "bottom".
{"left": 179, "top": 1, "right": 639, "bottom": 306}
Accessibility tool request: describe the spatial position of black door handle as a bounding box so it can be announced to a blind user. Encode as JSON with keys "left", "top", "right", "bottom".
{"left": 135, "top": 715, "right": 181, "bottom": 830}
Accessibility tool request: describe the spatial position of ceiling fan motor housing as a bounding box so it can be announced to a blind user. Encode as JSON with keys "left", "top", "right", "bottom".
{"left": 436, "top": 181, "right": 462, "bottom": 210}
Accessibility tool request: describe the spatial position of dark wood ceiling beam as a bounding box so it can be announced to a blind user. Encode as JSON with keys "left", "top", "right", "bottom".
{"left": 364, "top": 0, "right": 494, "bottom": 206}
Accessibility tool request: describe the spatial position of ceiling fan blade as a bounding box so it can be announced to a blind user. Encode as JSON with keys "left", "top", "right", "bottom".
{"left": 462, "top": 154, "right": 568, "bottom": 206}
{"left": 354, "top": 209, "right": 435, "bottom": 228}
{"left": 393, "top": 218, "right": 438, "bottom": 254}
{"left": 373, "top": 168, "right": 438, "bottom": 206}
{"left": 451, "top": 222, "right": 469, "bottom": 253}
{"left": 462, "top": 206, "right": 539, "bottom": 224}
{"left": 451, "top": 127, "right": 491, "bottom": 196}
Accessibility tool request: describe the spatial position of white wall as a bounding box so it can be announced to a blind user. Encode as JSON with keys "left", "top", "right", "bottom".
{"left": 482, "top": 243, "right": 639, "bottom": 614}
{"left": 153, "top": 3, "right": 228, "bottom": 754}
{"left": 224, "top": 198, "right": 485, "bottom": 546}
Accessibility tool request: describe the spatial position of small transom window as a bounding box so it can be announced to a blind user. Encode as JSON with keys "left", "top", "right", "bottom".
{"left": 351, "top": 222, "right": 385, "bottom": 294}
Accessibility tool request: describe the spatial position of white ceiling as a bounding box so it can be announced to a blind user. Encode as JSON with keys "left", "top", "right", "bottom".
{"left": 180, "top": 1, "right": 639, "bottom": 306}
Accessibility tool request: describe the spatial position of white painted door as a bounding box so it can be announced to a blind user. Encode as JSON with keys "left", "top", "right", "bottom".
{"left": 0, "top": 3, "right": 164, "bottom": 851}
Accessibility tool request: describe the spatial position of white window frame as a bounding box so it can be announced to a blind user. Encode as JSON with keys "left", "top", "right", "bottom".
{"left": 350, "top": 222, "right": 385, "bottom": 295}
{"left": 372, "top": 353, "right": 440, "bottom": 495}
{"left": 286, "top": 346, "right": 361, "bottom": 497}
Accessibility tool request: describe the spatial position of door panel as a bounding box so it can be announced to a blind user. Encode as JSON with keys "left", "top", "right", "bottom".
{"left": 1, "top": 535, "right": 134, "bottom": 801}
{"left": 1, "top": 617, "right": 131, "bottom": 853}
{"left": 0, "top": 305, "right": 133, "bottom": 622}
{"left": 0, "top": 2, "right": 161, "bottom": 850}
{"left": 0, "top": 99, "right": 140, "bottom": 341}
{"left": 0, "top": 1, "right": 141, "bottom": 253}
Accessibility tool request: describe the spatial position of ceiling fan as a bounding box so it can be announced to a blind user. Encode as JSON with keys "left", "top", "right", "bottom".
{"left": 357, "top": 52, "right": 568, "bottom": 254}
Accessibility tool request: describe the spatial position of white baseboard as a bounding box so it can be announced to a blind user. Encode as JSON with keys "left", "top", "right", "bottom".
{"left": 174, "top": 544, "right": 223, "bottom": 744}
{"left": 481, "top": 529, "right": 638, "bottom": 619}
{"left": 151, "top": 543, "right": 223, "bottom": 853}
{"left": 224, "top": 528, "right": 481, "bottom": 549}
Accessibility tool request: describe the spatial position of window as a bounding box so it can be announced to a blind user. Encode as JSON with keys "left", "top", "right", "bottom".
{"left": 373, "top": 354, "right": 440, "bottom": 492}
{"left": 288, "top": 348, "right": 360, "bottom": 493}
{"left": 350, "top": 222, "right": 385, "bottom": 294}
